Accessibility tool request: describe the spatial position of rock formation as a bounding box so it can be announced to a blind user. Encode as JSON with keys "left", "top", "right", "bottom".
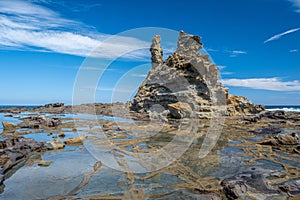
{"left": 131, "top": 31, "right": 264, "bottom": 118}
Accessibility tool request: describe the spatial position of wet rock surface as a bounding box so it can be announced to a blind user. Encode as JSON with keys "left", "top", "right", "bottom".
{"left": 249, "top": 127, "right": 282, "bottom": 135}
{"left": 244, "top": 110, "right": 300, "bottom": 124}
{"left": 278, "top": 179, "right": 300, "bottom": 196}
{"left": 0, "top": 107, "right": 299, "bottom": 199}
{"left": 221, "top": 167, "right": 283, "bottom": 199}
{"left": 0, "top": 136, "right": 44, "bottom": 192}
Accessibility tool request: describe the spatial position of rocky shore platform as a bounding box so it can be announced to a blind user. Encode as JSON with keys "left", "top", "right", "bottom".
{"left": 0, "top": 103, "right": 299, "bottom": 199}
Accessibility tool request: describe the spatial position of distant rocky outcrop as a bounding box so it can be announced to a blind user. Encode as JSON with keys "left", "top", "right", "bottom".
{"left": 45, "top": 103, "right": 64, "bottom": 108}
{"left": 130, "top": 31, "right": 264, "bottom": 118}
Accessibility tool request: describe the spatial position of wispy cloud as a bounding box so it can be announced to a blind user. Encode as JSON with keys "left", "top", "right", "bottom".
{"left": 0, "top": 0, "right": 149, "bottom": 59}
{"left": 264, "top": 28, "right": 300, "bottom": 43}
{"left": 290, "top": 49, "right": 298, "bottom": 53}
{"left": 32, "top": 0, "right": 102, "bottom": 12}
{"left": 220, "top": 71, "right": 233, "bottom": 75}
{"left": 206, "top": 48, "right": 219, "bottom": 52}
{"left": 222, "top": 78, "right": 300, "bottom": 91}
{"left": 218, "top": 65, "right": 233, "bottom": 75}
{"left": 203, "top": 48, "right": 247, "bottom": 58}
{"left": 227, "top": 50, "right": 247, "bottom": 57}
{"left": 289, "top": 0, "right": 300, "bottom": 12}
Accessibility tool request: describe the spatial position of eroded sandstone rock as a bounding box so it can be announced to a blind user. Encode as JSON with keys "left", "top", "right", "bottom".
{"left": 46, "top": 139, "right": 65, "bottom": 150}
{"left": 1, "top": 121, "right": 17, "bottom": 130}
{"left": 131, "top": 31, "right": 263, "bottom": 118}
{"left": 38, "top": 160, "right": 52, "bottom": 167}
{"left": 227, "top": 95, "right": 265, "bottom": 116}
{"left": 64, "top": 136, "right": 86, "bottom": 145}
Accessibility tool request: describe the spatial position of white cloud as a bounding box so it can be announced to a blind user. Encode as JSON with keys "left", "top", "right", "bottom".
{"left": 226, "top": 50, "right": 247, "bottom": 57}
{"left": 290, "top": 49, "right": 298, "bottom": 52}
{"left": 264, "top": 28, "right": 300, "bottom": 43}
{"left": 289, "top": 0, "right": 300, "bottom": 12}
{"left": 220, "top": 71, "right": 233, "bottom": 75}
{"left": 231, "top": 50, "right": 247, "bottom": 55}
{"left": 222, "top": 78, "right": 300, "bottom": 91}
{"left": 0, "top": 0, "right": 55, "bottom": 17}
{"left": 0, "top": 0, "right": 150, "bottom": 59}
{"left": 206, "top": 48, "right": 219, "bottom": 52}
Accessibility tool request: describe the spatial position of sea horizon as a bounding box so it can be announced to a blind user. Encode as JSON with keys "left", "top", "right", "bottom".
{"left": 1, "top": 104, "right": 300, "bottom": 112}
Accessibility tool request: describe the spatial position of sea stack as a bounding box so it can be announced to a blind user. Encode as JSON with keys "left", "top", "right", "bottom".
{"left": 130, "top": 31, "right": 264, "bottom": 118}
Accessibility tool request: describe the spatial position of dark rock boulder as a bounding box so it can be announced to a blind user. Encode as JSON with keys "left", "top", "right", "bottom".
{"left": 258, "top": 132, "right": 299, "bottom": 146}
{"left": 19, "top": 115, "right": 61, "bottom": 129}
{"left": 249, "top": 127, "right": 282, "bottom": 135}
{"left": 221, "top": 167, "right": 286, "bottom": 199}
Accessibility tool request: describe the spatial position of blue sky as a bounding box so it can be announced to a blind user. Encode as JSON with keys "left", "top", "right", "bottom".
{"left": 0, "top": 0, "right": 300, "bottom": 105}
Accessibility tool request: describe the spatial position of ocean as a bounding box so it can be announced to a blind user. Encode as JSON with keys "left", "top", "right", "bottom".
{"left": 265, "top": 105, "right": 300, "bottom": 112}
{"left": 0, "top": 105, "right": 41, "bottom": 109}
{"left": 0, "top": 105, "right": 299, "bottom": 112}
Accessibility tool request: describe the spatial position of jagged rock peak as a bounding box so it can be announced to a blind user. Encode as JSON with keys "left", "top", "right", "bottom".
{"left": 177, "top": 30, "right": 203, "bottom": 54}
{"left": 150, "top": 35, "right": 163, "bottom": 68}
